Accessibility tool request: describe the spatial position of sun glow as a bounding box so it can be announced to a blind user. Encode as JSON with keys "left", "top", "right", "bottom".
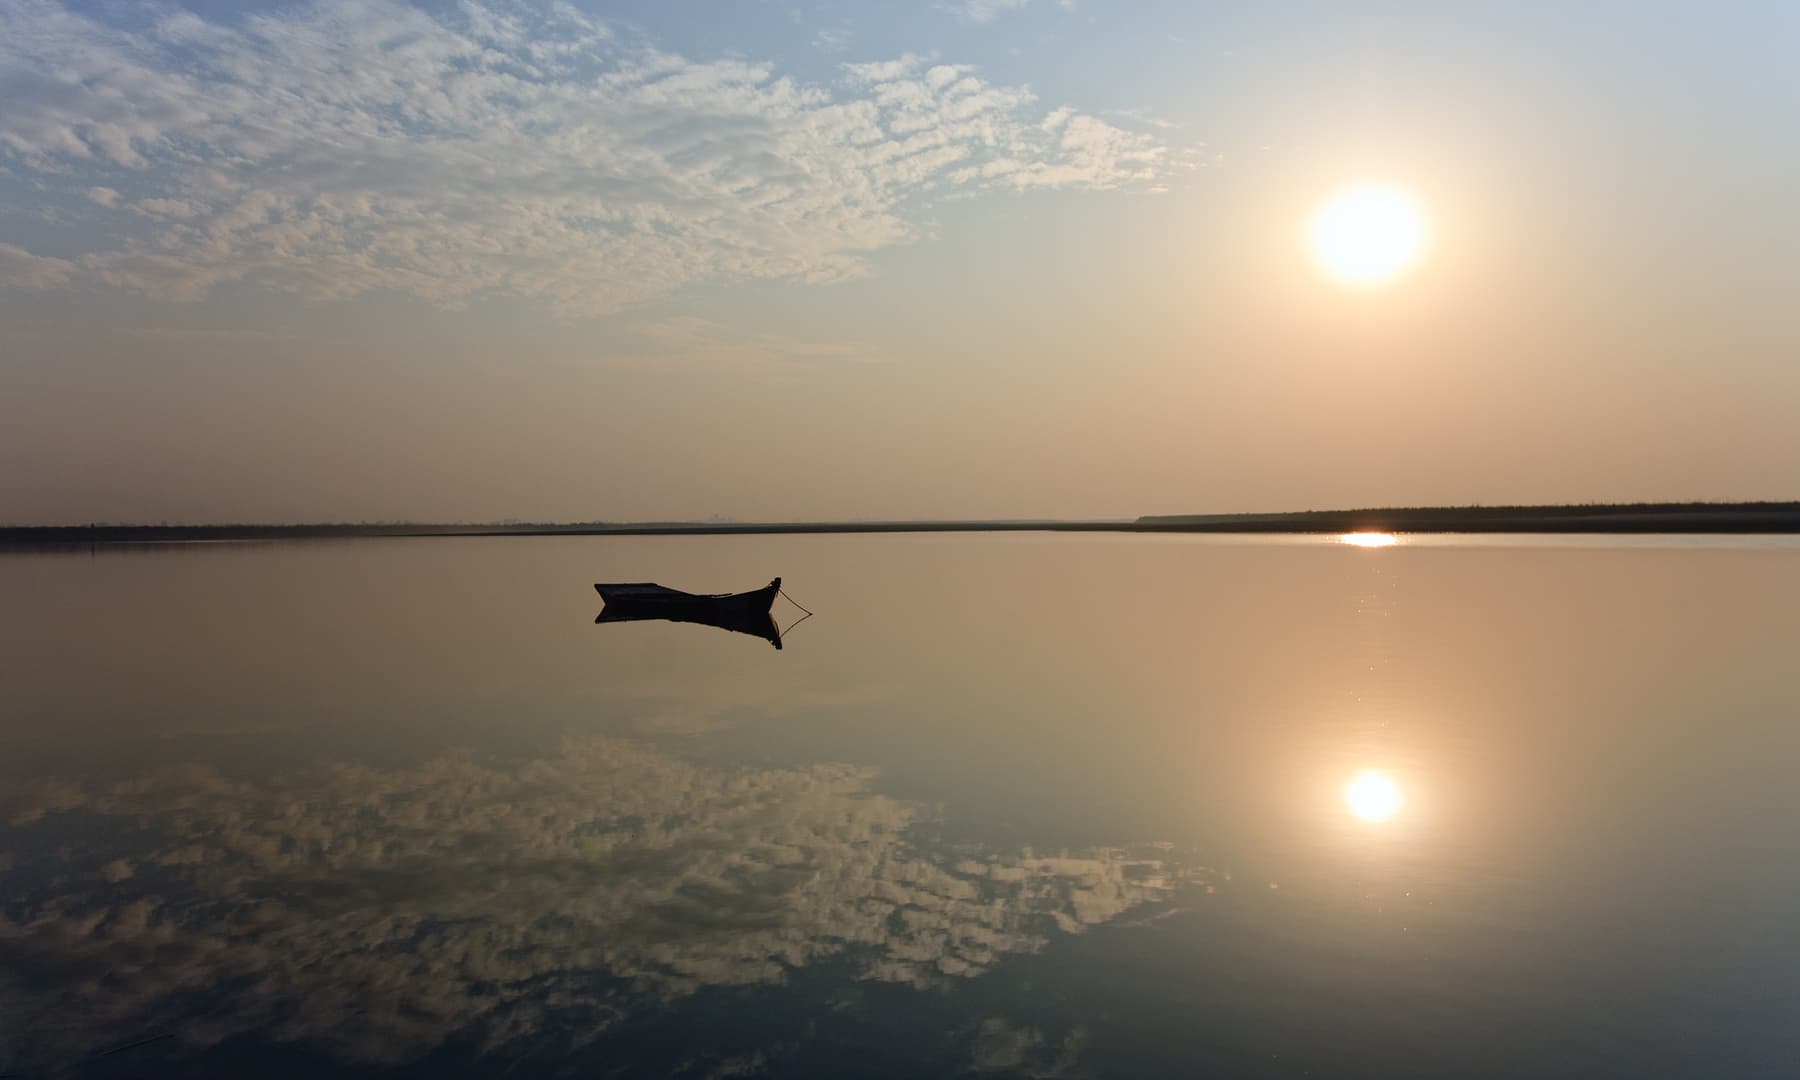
{"left": 1345, "top": 771, "right": 1403, "bottom": 822}
{"left": 1339, "top": 532, "right": 1398, "bottom": 548}
{"left": 1310, "top": 184, "right": 1428, "bottom": 285}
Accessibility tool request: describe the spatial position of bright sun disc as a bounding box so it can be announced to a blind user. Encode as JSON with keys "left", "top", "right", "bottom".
{"left": 1311, "top": 185, "right": 1428, "bottom": 285}
{"left": 1345, "top": 771, "right": 1402, "bottom": 822}
{"left": 1340, "top": 532, "right": 1397, "bottom": 548}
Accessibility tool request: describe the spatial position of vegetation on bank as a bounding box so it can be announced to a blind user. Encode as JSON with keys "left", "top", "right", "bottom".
{"left": 4, "top": 502, "right": 1800, "bottom": 543}
{"left": 1134, "top": 501, "right": 1800, "bottom": 533}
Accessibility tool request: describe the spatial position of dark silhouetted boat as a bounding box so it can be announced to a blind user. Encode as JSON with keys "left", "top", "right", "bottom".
{"left": 594, "top": 578, "right": 785, "bottom": 649}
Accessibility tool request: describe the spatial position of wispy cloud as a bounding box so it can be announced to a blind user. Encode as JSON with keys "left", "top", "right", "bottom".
{"left": 0, "top": 240, "right": 75, "bottom": 288}
{"left": 944, "top": 0, "right": 1077, "bottom": 23}
{"left": 945, "top": 0, "right": 1033, "bottom": 23}
{"left": 0, "top": 0, "right": 1168, "bottom": 317}
{"left": 1107, "top": 106, "right": 1180, "bottom": 131}
{"left": 813, "top": 25, "right": 854, "bottom": 53}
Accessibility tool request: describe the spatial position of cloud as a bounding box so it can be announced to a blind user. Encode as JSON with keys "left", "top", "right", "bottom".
{"left": 943, "top": 0, "right": 1078, "bottom": 22}
{"left": 0, "top": 736, "right": 1207, "bottom": 1069}
{"left": 813, "top": 26, "right": 854, "bottom": 54}
{"left": 946, "top": 0, "right": 1033, "bottom": 23}
{"left": 0, "top": 240, "right": 74, "bottom": 288}
{"left": 0, "top": 1, "right": 1170, "bottom": 317}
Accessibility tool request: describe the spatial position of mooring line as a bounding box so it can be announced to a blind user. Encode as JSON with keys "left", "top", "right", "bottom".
{"left": 777, "top": 586, "right": 813, "bottom": 617}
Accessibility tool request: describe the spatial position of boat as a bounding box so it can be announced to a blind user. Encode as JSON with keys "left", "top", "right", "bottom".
{"left": 594, "top": 578, "right": 785, "bottom": 649}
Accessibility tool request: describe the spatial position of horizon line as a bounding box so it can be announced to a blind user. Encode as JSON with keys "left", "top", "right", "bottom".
{"left": 5, "top": 500, "right": 1800, "bottom": 540}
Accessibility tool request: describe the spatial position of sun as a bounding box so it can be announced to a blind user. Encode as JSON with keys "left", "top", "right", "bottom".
{"left": 1310, "top": 184, "right": 1429, "bottom": 285}
{"left": 1344, "top": 770, "right": 1403, "bottom": 822}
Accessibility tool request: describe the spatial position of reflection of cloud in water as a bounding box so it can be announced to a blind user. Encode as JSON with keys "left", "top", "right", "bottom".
{"left": 971, "top": 1017, "right": 1088, "bottom": 1076}
{"left": 0, "top": 737, "right": 1200, "bottom": 1067}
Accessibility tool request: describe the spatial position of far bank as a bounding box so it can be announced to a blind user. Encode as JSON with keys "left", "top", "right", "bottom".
{"left": 4, "top": 502, "right": 1799, "bottom": 545}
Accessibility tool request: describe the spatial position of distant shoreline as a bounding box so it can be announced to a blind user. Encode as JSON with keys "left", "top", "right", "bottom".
{"left": 5, "top": 502, "right": 1800, "bottom": 545}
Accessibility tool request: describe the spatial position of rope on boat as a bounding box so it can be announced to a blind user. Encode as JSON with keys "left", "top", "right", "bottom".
{"left": 776, "top": 585, "right": 814, "bottom": 637}
{"left": 777, "top": 586, "right": 813, "bottom": 617}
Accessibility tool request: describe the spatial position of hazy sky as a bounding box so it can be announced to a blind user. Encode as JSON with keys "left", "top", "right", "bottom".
{"left": 3, "top": 1, "right": 1797, "bottom": 524}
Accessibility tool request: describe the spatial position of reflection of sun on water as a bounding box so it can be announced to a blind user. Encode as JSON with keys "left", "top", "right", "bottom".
{"left": 1345, "top": 771, "right": 1403, "bottom": 822}
{"left": 1340, "top": 532, "right": 1398, "bottom": 548}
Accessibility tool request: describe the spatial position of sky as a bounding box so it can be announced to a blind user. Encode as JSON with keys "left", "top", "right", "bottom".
{"left": 2, "top": 0, "right": 1797, "bottom": 524}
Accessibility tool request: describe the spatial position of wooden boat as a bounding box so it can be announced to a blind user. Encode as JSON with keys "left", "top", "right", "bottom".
{"left": 594, "top": 578, "right": 784, "bottom": 649}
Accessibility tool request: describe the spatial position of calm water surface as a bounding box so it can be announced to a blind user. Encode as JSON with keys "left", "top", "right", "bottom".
{"left": 3, "top": 534, "right": 1799, "bottom": 1077}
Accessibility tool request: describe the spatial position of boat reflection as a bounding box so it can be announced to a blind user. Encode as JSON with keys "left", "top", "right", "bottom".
{"left": 594, "top": 577, "right": 799, "bottom": 649}
{"left": 596, "top": 600, "right": 787, "bottom": 648}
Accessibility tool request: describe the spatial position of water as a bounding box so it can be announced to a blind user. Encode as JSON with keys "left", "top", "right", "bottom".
{"left": 3, "top": 533, "right": 1798, "bottom": 1077}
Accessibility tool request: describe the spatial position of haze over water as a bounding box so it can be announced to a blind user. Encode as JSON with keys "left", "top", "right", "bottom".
{"left": 4, "top": 533, "right": 1799, "bottom": 1077}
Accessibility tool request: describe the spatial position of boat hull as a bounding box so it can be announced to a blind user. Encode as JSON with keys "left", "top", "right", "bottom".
{"left": 594, "top": 578, "right": 783, "bottom": 648}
